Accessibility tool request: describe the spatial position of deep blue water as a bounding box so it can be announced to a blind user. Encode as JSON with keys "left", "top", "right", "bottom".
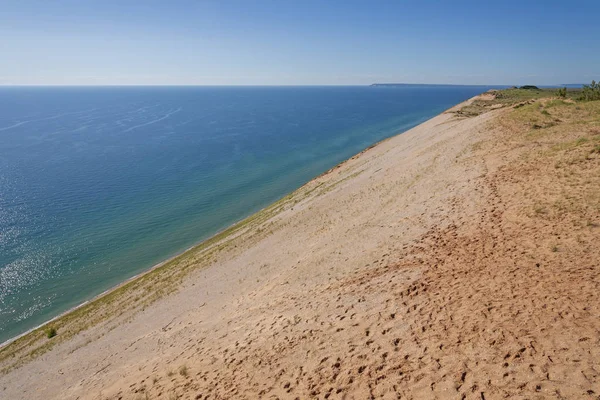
{"left": 0, "top": 85, "right": 490, "bottom": 342}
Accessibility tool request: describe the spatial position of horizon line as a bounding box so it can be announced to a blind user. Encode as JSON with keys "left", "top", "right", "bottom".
{"left": 0, "top": 83, "right": 573, "bottom": 88}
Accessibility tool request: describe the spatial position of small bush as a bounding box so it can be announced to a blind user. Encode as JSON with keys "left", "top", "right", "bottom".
{"left": 556, "top": 87, "right": 567, "bottom": 98}
{"left": 580, "top": 80, "right": 600, "bottom": 101}
{"left": 45, "top": 327, "right": 57, "bottom": 339}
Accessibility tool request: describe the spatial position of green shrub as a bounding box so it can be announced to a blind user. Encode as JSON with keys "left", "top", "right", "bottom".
{"left": 556, "top": 87, "right": 567, "bottom": 98}
{"left": 45, "top": 327, "right": 57, "bottom": 339}
{"left": 580, "top": 80, "right": 600, "bottom": 101}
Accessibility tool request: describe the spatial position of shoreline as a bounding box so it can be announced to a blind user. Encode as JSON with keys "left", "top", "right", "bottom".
{"left": 0, "top": 100, "right": 460, "bottom": 350}
{"left": 0, "top": 251, "right": 175, "bottom": 349}
{"left": 0, "top": 140, "right": 373, "bottom": 350}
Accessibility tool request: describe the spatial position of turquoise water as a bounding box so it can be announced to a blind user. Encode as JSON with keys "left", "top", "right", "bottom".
{"left": 0, "top": 85, "right": 490, "bottom": 342}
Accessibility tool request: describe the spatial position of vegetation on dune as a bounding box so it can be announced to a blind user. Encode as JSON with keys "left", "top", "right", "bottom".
{"left": 456, "top": 88, "right": 554, "bottom": 117}
{"left": 580, "top": 80, "right": 600, "bottom": 101}
{"left": 456, "top": 80, "right": 600, "bottom": 118}
{"left": 519, "top": 85, "right": 540, "bottom": 90}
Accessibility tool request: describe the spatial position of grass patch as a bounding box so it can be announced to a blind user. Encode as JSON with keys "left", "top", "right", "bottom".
{"left": 545, "top": 99, "right": 573, "bottom": 108}
{"left": 457, "top": 88, "right": 583, "bottom": 118}
{"left": 551, "top": 136, "right": 596, "bottom": 153}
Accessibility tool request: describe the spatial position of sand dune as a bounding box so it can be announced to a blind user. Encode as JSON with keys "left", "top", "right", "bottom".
{"left": 1, "top": 94, "right": 599, "bottom": 399}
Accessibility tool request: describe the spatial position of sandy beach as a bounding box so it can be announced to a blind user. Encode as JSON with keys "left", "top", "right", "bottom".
{"left": 1, "top": 92, "right": 599, "bottom": 399}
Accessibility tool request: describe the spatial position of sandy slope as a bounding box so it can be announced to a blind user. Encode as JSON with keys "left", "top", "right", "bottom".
{"left": 1, "top": 95, "right": 599, "bottom": 399}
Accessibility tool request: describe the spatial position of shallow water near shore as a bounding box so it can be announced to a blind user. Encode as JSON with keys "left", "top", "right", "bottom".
{"left": 0, "top": 85, "right": 491, "bottom": 342}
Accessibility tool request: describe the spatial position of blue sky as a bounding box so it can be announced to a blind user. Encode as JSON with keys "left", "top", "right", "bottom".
{"left": 1, "top": 0, "right": 598, "bottom": 85}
